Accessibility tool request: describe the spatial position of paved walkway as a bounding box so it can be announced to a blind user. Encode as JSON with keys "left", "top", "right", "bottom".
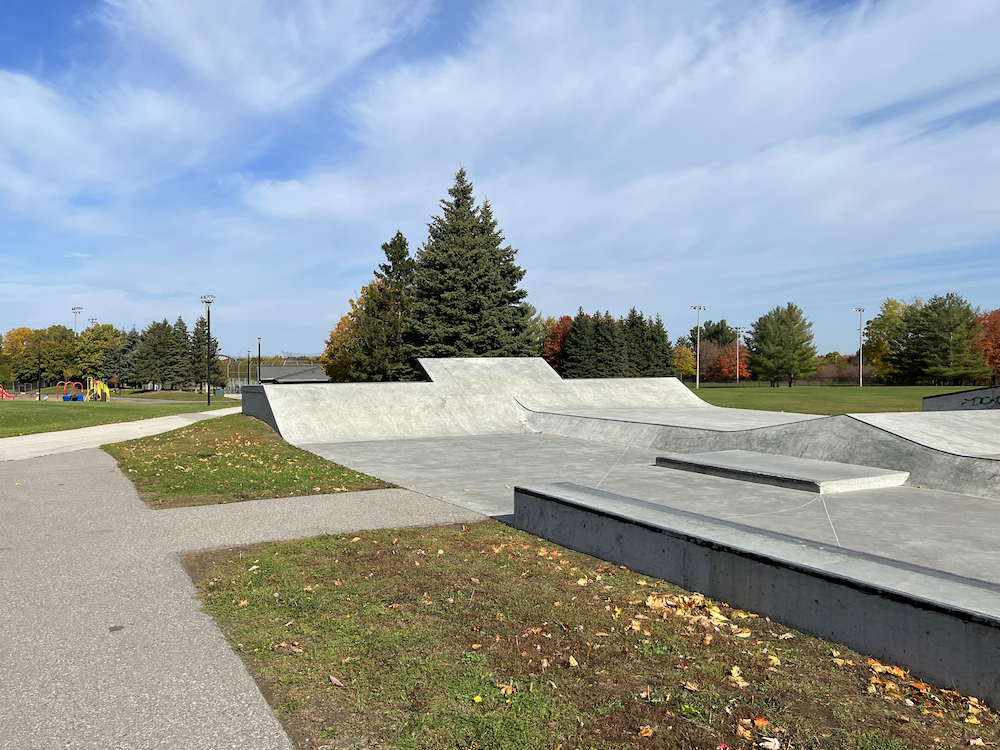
{"left": 0, "top": 424, "right": 483, "bottom": 748}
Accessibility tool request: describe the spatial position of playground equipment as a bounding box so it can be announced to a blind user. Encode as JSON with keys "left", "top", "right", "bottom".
{"left": 56, "top": 381, "right": 85, "bottom": 401}
{"left": 0, "top": 385, "right": 14, "bottom": 400}
{"left": 85, "top": 377, "right": 110, "bottom": 402}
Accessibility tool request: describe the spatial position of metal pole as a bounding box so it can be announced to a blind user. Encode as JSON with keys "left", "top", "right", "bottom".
{"left": 201, "top": 295, "right": 214, "bottom": 405}
{"left": 257, "top": 338, "right": 261, "bottom": 384}
{"left": 37, "top": 344, "right": 41, "bottom": 402}
{"left": 734, "top": 326, "right": 746, "bottom": 385}
{"left": 853, "top": 307, "right": 865, "bottom": 388}
{"left": 71, "top": 306, "right": 82, "bottom": 336}
{"left": 689, "top": 305, "right": 705, "bottom": 388}
{"left": 247, "top": 350, "right": 251, "bottom": 385}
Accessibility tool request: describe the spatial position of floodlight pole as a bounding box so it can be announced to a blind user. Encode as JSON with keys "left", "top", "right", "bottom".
{"left": 852, "top": 307, "right": 865, "bottom": 388}
{"left": 689, "top": 305, "right": 706, "bottom": 388}
{"left": 734, "top": 326, "right": 746, "bottom": 385}
{"left": 257, "top": 338, "right": 261, "bottom": 384}
{"left": 201, "top": 295, "right": 215, "bottom": 405}
{"left": 71, "top": 306, "right": 82, "bottom": 336}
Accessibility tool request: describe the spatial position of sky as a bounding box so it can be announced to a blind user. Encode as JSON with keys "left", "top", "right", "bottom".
{"left": 1, "top": 0, "right": 999, "bottom": 358}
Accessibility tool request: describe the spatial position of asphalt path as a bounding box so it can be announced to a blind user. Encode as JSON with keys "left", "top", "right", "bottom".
{"left": 0, "top": 427, "right": 482, "bottom": 748}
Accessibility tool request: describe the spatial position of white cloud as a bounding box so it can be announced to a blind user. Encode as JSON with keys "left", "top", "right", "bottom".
{"left": 100, "top": 0, "right": 432, "bottom": 111}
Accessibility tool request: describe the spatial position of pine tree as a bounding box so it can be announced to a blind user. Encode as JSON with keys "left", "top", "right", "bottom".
{"left": 747, "top": 303, "right": 818, "bottom": 386}
{"left": 623, "top": 308, "right": 649, "bottom": 377}
{"left": 118, "top": 327, "right": 141, "bottom": 388}
{"left": 190, "top": 316, "right": 224, "bottom": 390}
{"left": 646, "top": 314, "right": 675, "bottom": 377}
{"left": 594, "top": 311, "right": 627, "bottom": 377}
{"left": 561, "top": 308, "right": 597, "bottom": 378}
{"left": 898, "top": 293, "right": 989, "bottom": 384}
{"left": 351, "top": 232, "right": 418, "bottom": 381}
{"left": 134, "top": 320, "right": 174, "bottom": 388}
{"left": 169, "top": 316, "right": 191, "bottom": 389}
{"left": 407, "top": 168, "right": 531, "bottom": 361}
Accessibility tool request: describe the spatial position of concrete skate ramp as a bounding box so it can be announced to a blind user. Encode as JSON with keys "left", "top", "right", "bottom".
{"left": 245, "top": 357, "right": 704, "bottom": 445}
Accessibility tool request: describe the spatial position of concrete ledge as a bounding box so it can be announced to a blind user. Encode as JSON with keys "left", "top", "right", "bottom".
{"left": 655, "top": 450, "right": 909, "bottom": 493}
{"left": 924, "top": 386, "right": 1000, "bottom": 412}
{"left": 514, "top": 483, "right": 1000, "bottom": 706}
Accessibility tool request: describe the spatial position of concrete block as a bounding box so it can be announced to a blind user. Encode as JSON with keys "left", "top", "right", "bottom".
{"left": 655, "top": 449, "right": 909, "bottom": 493}
{"left": 924, "top": 386, "right": 1000, "bottom": 411}
{"left": 514, "top": 483, "right": 1000, "bottom": 707}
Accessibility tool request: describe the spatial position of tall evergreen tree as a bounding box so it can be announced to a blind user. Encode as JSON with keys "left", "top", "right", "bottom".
{"left": 646, "top": 314, "right": 675, "bottom": 377}
{"left": 747, "top": 303, "right": 818, "bottom": 386}
{"left": 351, "top": 231, "right": 419, "bottom": 381}
{"left": 561, "top": 308, "right": 597, "bottom": 378}
{"left": 118, "top": 327, "right": 141, "bottom": 388}
{"left": 134, "top": 320, "right": 174, "bottom": 387}
{"left": 895, "top": 293, "right": 989, "bottom": 384}
{"left": 688, "top": 319, "right": 737, "bottom": 348}
{"left": 623, "top": 308, "right": 649, "bottom": 377}
{"left": 190, "top": 316, "right": 225, "bottom": 390}
{"left": 407, "top": 168, "right": 532, "bottom": 361}
{"left": 593, "top": 311, "right": 627, "bottom": 377}
{"left": 169, "top": 316, "right": 191, "bottom": 389}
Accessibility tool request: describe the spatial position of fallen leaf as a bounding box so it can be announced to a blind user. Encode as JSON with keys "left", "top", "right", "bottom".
{"left": 833, "top": 658, "right": 847, "bottom": 667}
{"left": 777, "top": 632, "right": 793, "bottom": 640}
{"left": 329, "top": 675, "right": 345, "bottom": 687}
{"left": 759, "top": 738, "right": 781, "bottom": 750}
{"left": 237, "top": 600, "right": 248, "bottom": 607}
{"left": 682, "top": 681, "right": 699, "bottom": 692}
{"left": 966, "top": 716, "right": 982, "bottom": 725}
{"left": 767, "top": 654, "right": 781, "bottom": 667}
{"left": 638, "top": 725, "right": 654, "bottom": 737}
{"left": 498, "top": 683, "right": 516, "bottom": 695}
{"left": 541, "top": 658, "right": 550, "bottom": 669}
{"left": 753, "top": 717, "right": 770, "bottom": 728}
{"left": 832, "top": 650, "right": 840, "bottom": 657}
{"left": 471, "top": 644, "right": 482, "bottom": 649}
{"left": 568, "top": 655, "right": 579, "bottom": 667}
{"left": 350, "top": 537, "right": 361, "bottom": 542}
{"left": 702, "top": 633, "right": 713, "bottom": 646}
{"left": 969, "top": 739, "right": 986, "bottom": 746}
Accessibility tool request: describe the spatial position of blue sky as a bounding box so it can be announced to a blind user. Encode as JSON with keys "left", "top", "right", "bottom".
{"left": 1, "top": 0, "right": 999, "bottom": 357}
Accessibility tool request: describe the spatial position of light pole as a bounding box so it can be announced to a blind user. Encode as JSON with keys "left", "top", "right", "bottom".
{"left": 201, "top": 295, "right": 215, "bottom": 405}
{"left": 71, "top": 306, "right": 82, "bottom": 336}
{"left": 689, "top": 305, "right": 706, "bottom": 388}
{"left": 247, "top": 350, "right": 251, "bottom": 385}
{"left": 734, "top": 326, "right": 746, "bottom": 385}
{"left": 852, "top": 307, "right": 865, "bottom": 388}
{"left": 88, "top": 317, "right": 98, "bottom": 328}
{"left": 257, "top": 337, "right": 261, "bottom": 384}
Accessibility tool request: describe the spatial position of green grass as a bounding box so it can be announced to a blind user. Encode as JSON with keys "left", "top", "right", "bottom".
{"left": 113, "top": 390, "right": 230, "bottom": 402}
{"left": 186, "top": 521, "right": 995, "bottom": 750}
{"left": 0, "top": 400, "right": 236, "bottom": 438}
{"left": 686, "top": 384, "right": 970, "bottom": 414}
{"left": 103, "top": 414, "right": 393, "bottom": 508}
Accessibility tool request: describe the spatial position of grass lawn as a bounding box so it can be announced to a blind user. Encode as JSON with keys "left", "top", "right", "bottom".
{"left": 103, "top": 414, "right": 392, "bottom": 509}
{"left": 185, "top": 521, "right": 996, "bottom": 750}
{"left": 0, "top": 399, "right": 236, "bottom": 438}
{"left": 686, "top": 385, "right": 970, "bottom": 414}
{"left": 114, "top": 390, "right": 231, "bottom": 402}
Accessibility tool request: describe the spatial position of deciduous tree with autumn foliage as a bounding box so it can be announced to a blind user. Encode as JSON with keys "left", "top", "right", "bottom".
{"left": 976, "top": 309, "right": 1000, "bottom": 385}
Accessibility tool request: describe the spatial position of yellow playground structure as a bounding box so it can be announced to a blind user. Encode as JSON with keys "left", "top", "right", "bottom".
{"left": 86, "top": 377, "right": 111, "bottom": 402}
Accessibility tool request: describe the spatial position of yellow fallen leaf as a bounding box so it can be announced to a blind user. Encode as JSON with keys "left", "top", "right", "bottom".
{"left": 471, "top": 644, "right": 482, "bottom": 649}
{"left": 833, "top": 658, "right": 847, "bottom": 667}
{"left": 767, "top": 654, "right": 781, "bottom": 667}
{"left": 498, "top": 683, "right": 515, "bottom": 695}
{"left": 577, "top": 578, "right": 588, "bottom": 586}
{"left": 753, "top": 717, "right": 770, "bottom": 728}
{"left": 350, "top": 537, "right": 361, "bottom": 542}
{"left": 568, "top": 655, "right": 579, "bottom": 667}
{"left": 966, "top": 716, "right": 982, "bottom": 725}
{"left": 637, "top": 725, "right": 653, "bottom": 737}
{"left": 237, "top": 600, "right": 248, "bottom": 607}
{"left": 682, "top": 681, "right": 699, "bottom": 692}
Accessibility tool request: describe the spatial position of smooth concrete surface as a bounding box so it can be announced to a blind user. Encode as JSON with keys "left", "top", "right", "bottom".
{"left": 924, "top": 385, "right": 1000, "bottom": 411}
{"left": 514, "top": 483, "right": 1000, "bottom": 706}
{"left": 655, "top": 449, "right": 909, "bottom": 493}
{"left": 0, "top": 406, "right": 242, "bottom": 462}
{"left": 0, "top": 449, "right": 483, "bottom": 749}
{"left": 251, "top": 358, "right": 1000, "bottom": 498}
{"left": 305, "top": 433, "right": 1000, "bottom": 586}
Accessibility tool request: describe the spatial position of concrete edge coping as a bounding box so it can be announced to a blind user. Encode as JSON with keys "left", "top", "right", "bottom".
{"left": 513, "top": 482, "right": 1000, "bottom": 625}
{"left": 654, "top": 450, "right": 910, "bottom": 494}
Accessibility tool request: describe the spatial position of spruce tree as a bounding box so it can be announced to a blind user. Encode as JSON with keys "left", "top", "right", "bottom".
{"left": 134, "top": 320, "right": 174, "bottom": 388}
{"left": 646, "top": 314, "right": 675, "bottom": 376}
{"left": 352, "top": 231, "right": 418, "bottom": 381}
{"left": 561, "top": 308, "right": 597, "bottom": 378}
{"left": 190, "top": 316, "right": 225, "bottom": 390}
{"left": 898, "top": 293, "right": 989, "bottom": 384}
{"left": 594, "top": 311, "right": 627, "bottom": 377}
{"left": 118, "top": 327, "right": 141, "bottom": 388}
{"left": 747, "top": 303, "right": 818, "bottom": 386}
{"left": 407, "top": 168, "right": 531, "bottom": 361}
{"left": 623, "top": 308, "right": 649, "bottom": 377}
{"left": 169, "top": 316, "right": 191, "bottom": 389}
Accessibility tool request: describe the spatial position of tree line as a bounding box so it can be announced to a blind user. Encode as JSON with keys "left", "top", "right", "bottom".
{"left": 1, "top": 316, "right": 224, "bottom": 390}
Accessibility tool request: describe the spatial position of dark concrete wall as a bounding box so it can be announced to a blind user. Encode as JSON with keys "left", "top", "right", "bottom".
{"left": 241, "top": 385, "right": 280, "bottom": 435}
{"left": 924, "top": 386, "right": 1000, "bottom": 411}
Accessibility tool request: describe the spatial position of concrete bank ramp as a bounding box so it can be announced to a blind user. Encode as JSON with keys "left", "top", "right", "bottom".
{"left": 244, "top": 357, "right": 702, "bottom": 444}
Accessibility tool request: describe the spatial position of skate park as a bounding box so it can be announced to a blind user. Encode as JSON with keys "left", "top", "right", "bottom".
{"left": 244, "top": 357, "right": 1000, "bottom": 705}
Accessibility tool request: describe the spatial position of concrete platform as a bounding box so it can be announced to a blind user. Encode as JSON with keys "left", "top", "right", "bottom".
{"left": 655, "top": 449, "right": 910, "bottom": 493}
{"left": 514, "top": 482, "right": 1000, "bottom": 706}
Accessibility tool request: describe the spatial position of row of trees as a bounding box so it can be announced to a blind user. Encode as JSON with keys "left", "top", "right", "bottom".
{"left": 541, "top": 309, "right": 675, "bottom": 378}
{"left": 321, "top": 169, "right": 537, "bottom": 382}
{"left": 864, "top": 294, "right": 997, "bottom": 384}
{"left": 1, "top": 317, "right": 224, "bottom": 390}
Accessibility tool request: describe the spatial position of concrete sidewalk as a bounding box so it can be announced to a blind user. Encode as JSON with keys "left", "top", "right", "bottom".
{"left": 0, "top": 406, "right": 242, "bottom": 462}
{"left": 0, "top": 449, "right": 483, "bottom": 749}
